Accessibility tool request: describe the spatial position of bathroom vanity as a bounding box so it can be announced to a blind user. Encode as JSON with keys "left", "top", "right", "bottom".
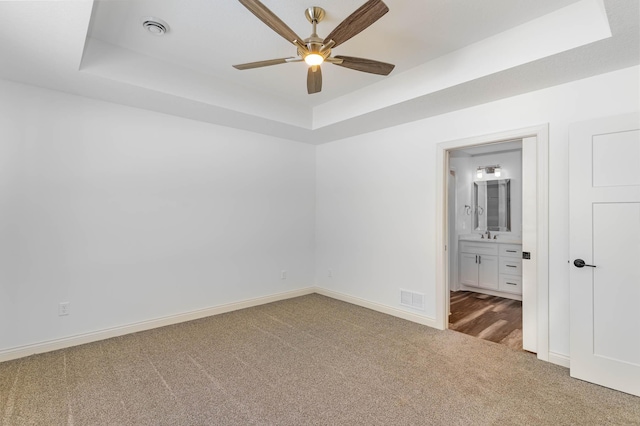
{"left": 458, "top": 237, "right": 522, "bottom": 300}
{"left": 457, "top": 175, "right": 522, "bottom": 299}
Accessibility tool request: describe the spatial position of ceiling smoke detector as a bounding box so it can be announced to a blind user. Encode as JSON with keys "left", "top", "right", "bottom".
{"left": 142, "top": 18, "right": 169, "bottom": 36}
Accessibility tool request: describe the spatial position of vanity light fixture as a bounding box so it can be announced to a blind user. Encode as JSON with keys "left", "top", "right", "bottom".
{"left": 476, "top": 165, "right": 501, "bottom": 178}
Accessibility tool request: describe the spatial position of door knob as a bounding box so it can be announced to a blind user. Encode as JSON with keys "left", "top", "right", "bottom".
{"left": 574, "top": 259, "right": 596, "bottom": 268}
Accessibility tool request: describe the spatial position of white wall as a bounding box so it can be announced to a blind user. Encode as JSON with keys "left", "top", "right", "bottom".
{"left": 315, "top": 65, "right": 640, "bottom": 358}
{"left": 0, "top": 80, "right": 316, "bottom": 353}
{"left": 450, "top": 156, "right": 474, "bottom": 236}
{"left": 2, "top": 65, "right": 638, "bottom": 360}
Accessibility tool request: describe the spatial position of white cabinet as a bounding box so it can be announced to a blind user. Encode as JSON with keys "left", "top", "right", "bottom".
{"left": 458, "top": 242, "right": 499, "bottom": 290}
{"left": 459, "top": 240, "right": 522, "bottom": 298}
{"left": 479, "top": 255, "right": 499, "bottom": 289}
{"left": 460, "top": 253, "right": 481, "bottom": 287}
{"left": 498, "top": 243, "right": 522, "bottom": 295}
{"left": 499, "top": 275, "right": 522, "bottom": 294}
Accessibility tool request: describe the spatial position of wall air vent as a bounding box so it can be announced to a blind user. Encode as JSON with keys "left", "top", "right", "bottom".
{"left": 143, "top": 18, "right": 169, "bottom": 36}
{"left": 400, "top": 289, "right": 425, "bottom": 311}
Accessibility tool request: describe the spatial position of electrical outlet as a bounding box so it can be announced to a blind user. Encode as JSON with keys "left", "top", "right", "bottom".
{"left": 281, "top": 270, "right": 287, "bottom": 280}
{"left": 328, "top": 269, "right": 333, "bottom": 278}
{"left": 58, "top": 302, "right": 70, "bottom": 316}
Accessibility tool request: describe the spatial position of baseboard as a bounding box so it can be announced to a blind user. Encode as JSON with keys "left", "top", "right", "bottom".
{"left": 0, "top": 287, "right": 315, "bottom": 363}
{"left": 314, "top": 287, "right": 438, "bottom": 329}
{"left": 458, "top": 285, "right": 522, "bottom": 301}
{"left": 548, "top": 351, "right": 570, "bottom": 368}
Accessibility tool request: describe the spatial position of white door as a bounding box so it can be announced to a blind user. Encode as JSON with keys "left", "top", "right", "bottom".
{"left": 448, "top": 169, "right": 458, "bottom": 292}
{"left": 569, "top": 112, "right": 640, "bottom": 396}
{"left": 521, "top": 136, "right": 538, "bottom": 353}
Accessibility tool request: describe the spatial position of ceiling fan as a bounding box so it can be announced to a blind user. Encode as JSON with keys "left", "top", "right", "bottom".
{"left": 233, "top": 0, "right": 395, "bottom": 94}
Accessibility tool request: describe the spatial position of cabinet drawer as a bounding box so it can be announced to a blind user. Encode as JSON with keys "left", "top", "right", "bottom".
{"left": 499, "top": 244, "right": 522, "bottom": 258}
{"left": 459, "top": 241, "right": 498, "bottom": 256}
{"left": 499, "top": 275, "right": 522, "bottom": 294}
{"left": 500, "top": 258, "right": 522, "bottom": 275}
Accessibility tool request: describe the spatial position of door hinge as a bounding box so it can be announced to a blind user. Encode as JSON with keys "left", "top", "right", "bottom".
{"left": 523, "top": 252, "right": 531, "bottom": 260}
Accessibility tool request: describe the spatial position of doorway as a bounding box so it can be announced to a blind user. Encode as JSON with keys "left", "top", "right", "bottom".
{"left": 435, "top": 125, "right": 550, "bottom": 361}
{"left": 447, "top": 141, "right": 524, "bottom": 349}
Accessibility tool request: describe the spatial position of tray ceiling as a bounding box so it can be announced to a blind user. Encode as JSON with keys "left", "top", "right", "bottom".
{"left": 0, "top": 0, "right": 637, "bottom": 143}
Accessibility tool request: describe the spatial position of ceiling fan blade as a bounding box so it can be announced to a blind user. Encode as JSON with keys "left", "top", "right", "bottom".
{"left": 307, "top": 66, "right": 322, "bottom": 94}
{"left": 233, "top": 58, "right": 297, "bottom": 70}
{"left": 238, "top": 0, "right": 303, "bottom": 44}
{"left": 323, "top": 0, "right": 389, "bottom": 48}
{"left": 333, "top": 56, "right": 395, "bottom": 75}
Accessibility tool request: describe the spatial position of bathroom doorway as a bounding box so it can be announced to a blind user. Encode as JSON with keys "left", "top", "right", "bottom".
{"left": 447, "top": 141, "right": 524, "bottom": 349}
{"left": 435, "top": 124, "right": 550, "bottom": 360}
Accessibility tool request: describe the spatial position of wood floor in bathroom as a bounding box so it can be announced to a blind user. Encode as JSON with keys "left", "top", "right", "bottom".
{"left": 449, "top": 291, "right": 523, "bottom": 350}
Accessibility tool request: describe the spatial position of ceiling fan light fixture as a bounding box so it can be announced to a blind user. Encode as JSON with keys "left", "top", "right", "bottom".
{"left": 304, "top": 53, "right": 324, "bottom": 66}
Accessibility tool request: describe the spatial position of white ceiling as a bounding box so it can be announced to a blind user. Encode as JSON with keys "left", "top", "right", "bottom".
{"left": 88, "top": 0, "right": 580, "bottom": 107}
{"left": 0, "top": 0, "right": 637, "bottom": 144}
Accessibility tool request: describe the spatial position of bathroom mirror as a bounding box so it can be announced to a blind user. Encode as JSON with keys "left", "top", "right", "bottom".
{"left": 474, "top": 179, "right": 511, "bottom": 232}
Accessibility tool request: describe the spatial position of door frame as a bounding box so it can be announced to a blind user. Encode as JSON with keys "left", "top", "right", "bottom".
{"left": 447, "top": 167, "right": 459, "bottom": 293}
{"left": 435, "top": 124, "right": 550, "bottom": 362}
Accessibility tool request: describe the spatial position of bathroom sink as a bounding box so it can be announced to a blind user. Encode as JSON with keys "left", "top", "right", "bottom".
{"left": 458, "top": 234, "right": 522, "bottom": 244}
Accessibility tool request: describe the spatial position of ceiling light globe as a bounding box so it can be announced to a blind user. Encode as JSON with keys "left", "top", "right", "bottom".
{"left": 305, "top": 54, "right": 324, "bottom": 66}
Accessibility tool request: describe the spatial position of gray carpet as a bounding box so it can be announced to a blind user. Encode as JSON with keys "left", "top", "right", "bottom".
{"left": 1, "top": 294, "right": 638, "bottom": 425}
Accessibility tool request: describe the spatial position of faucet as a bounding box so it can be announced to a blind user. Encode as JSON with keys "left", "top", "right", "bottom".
{"left": 486, "top": 231, "right": 491, "bottom": 239}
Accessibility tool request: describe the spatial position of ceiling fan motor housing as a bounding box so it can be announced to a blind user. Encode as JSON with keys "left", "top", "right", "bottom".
{"left": 305, "top": 7, "right": 325, "bottom": 24}
{"left": 303, "top": 7, "right": 327, "bottom": 55}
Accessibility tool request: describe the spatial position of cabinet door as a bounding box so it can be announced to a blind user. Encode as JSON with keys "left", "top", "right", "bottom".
{"left": 478, "top": 255, "right": 499, "bottom": 290}
{"left": 459, "top": 253, "right": 479, "bottom": 287}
